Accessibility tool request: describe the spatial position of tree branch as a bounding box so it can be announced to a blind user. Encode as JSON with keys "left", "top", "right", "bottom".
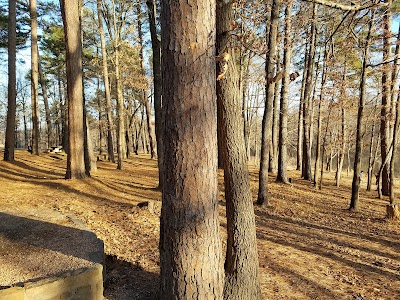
{"left": 303, "top": 0, "right": 387, "bottom": 11}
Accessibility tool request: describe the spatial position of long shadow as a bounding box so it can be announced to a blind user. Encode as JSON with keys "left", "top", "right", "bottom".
{"left": 256, "top": 230, "right": 400, "bottom": 283}
{"left": 0, "top": 212, "right": 103, "bottom": 286}
{"left": 255, "top": 210, "right": 400, "bottom": 249}
{"left": 104, "top": 255, "right": 159, "bottom": 300}
{"left": 257, "top": 216, "right": 400, "bottom": 262}
{"left": 0, "top": 169, "right": 134, "bottom": 210}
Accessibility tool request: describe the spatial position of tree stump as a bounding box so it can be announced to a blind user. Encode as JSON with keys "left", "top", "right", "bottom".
{"left": 386, "top": 204, "right": 400, "bottom": 220}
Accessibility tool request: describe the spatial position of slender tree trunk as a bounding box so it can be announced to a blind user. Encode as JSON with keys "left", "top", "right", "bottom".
{"left": 277, "top": 0, "right": 293, "bottom": 183}
{"left": 367, "top": 124, "right": 379, "bottom": 192}
{"left": 96, "top": 0, "right": 115, "bottom": 163}
{"left": 38, "top": 55, "right": 52, "bottom": 148}
{"left": 216, "top": 1, "right": 260, "bottom": 299}
{"left": 61, "top": 0, "right": 87, "bottom": 179}
{"left": 137, "top": 3, "right": 157, "bottom": 159}
{"left": 146, "top": 0, "right": 164, "bottom": 188}
{"left": 380, "top": 0, "right": 392, "bottom": 196}
{"left": 296, "top": 46, "right": 307, "bottom": 172}
{"left": 314, "top": 45, "right": 328, "bottom": 188}
{"left": 30, "top": 0, "right": 40, "bottom": 155}
{"left": 258, "top": 0, "right": 281, "bottom": 206}
{"left": 336, "top": 106, "right": 346, "bottom": 187}
{"left": 4, "top": 0, "right": 16, "bottom": 161}
{"left": 350, "top": 10, "right": 374, "bottom": 210}
{"left": 114, "top": 40, "right": 125, "bottom": 169}
{"left": 159, "top": 0, "right": 224, "bottom": 298}
{"left": 301, "top": 3, "right": 316, "bottom": 180}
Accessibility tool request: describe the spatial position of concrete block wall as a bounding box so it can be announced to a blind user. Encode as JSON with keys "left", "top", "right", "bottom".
{"left": 0, "top": 264, "right": 103, "bottom": 300}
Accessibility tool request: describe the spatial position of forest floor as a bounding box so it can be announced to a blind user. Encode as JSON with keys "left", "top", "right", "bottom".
{"left": 0, "top": 150, "right": 399, "bottom": 299}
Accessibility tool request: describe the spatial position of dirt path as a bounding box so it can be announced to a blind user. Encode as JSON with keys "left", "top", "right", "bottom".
{"left": 1, "top": 151, "right": 399, "bottom": 299}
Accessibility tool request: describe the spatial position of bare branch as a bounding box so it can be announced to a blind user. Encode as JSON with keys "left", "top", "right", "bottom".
{"left": 303, "top": 0, "right": 387, "bottom": 11}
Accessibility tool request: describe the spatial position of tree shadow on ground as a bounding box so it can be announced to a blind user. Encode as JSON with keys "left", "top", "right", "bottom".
{"left": 104, "top": 255, "right": 159, "bottom": 300}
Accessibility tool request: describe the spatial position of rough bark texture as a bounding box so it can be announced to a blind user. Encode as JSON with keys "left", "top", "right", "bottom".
{"left": 277, "top": 1, "right": 293, "bottom": 184}
{"left": 30, "top": 0, "right": 40, "bottom": 155}
{"left": 389, "top": 22, "right": 400, "bottom": 205}
{"left": 96, "top": 0, "right": 115, "bottom": 163}
{"left": 4, "top": 0, "right": 16, "bottom": 162}
{"left": 258, "top": 0, "right": 281, "bottom": 206}
{"left": 380, "top": 0, "right": 392, "bottom": 196}
{"left": 146, "top": 0, "right": 164, "bottom": 188}
{"left": 159, "top": 0, "right": 224, "bottom": 298}
{"left": 350, "top": 11, "right": 374, "bottom": 210}
{"left": 61, "top": 0, "right": 87, "bottom": 180}
{"left": 216, "top": 1, "right": 261, "bottom": 299}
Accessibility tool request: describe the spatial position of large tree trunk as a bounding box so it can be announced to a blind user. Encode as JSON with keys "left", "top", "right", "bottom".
{"left": 146, "top": 0, "right": 164, "bottom": 188}
{"left": 389, "top": 22, "right": 400, "bottom": 205}
{"left": 350, "top": 10, "right": 374, "bottom": 210}
{"left": 4, "top": 0, "right": 16, "bottom": 161}
{"left": 30, "top": 0, "right": 40, "bottom": 155}
{"left": 159, "top": 0, "right": 223, "bottom": 298}
{"left": 61, "top": 0, "right": 87, "bottom": 179}
{"left": 216, "top": 1, "right": 260, "bottom": 299}
{"left": 301, "top": 3, "right": 316, "bottom": 180}
{"left": 137, "top": 3, "right": 157, "bottom": 160}
{"left": 277, "top": 0, "right": 293, "bottom": 184}
{"left": 257, "top": 0, "right": 281, "bottom": 206}
{"left": 380, "top": 0, "right": 392, "bottom": 196}
{"left": 96, "top": 0, "right": 115, "bottom": 163}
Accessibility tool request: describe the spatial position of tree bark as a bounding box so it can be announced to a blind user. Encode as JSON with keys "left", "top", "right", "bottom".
{"left": 137, "top": 3, "right": 157, "bottom": 160}
{"left": 277, "top": 0, "right": 293, "bottom": 184}
{"left": 159, "top": 0, "right": 224, "bottom": 298}
{"left": 61, "top": 0, "right": 87, "bottom": 179}
{"left": 38, "top": 55, "right": 52, "bottom": 148}
{"left": 4, "top": 0, "right": 16, "bottom": 161}
{"left": 216, "top": 1, "right": 261, "bottom": 299}
{"left": 380, "top": 0, "right": 392, "bottom": 196}
{"left": 146, "top": 0, "right": 164, "bottom": 188}
{"left": 301, "top": 3, "right": 316, "bottom": 180}
{"left": 350, "top": 10, "right": 374, "bottom": 210}
{"left": 96, "top": 0, "right": 115, "bottom": 163}
{"left": 30, "top": 0, "right": 40, "bottom": 155}
{"left": 258, "top": 0, "right": 281, "bottom": 206}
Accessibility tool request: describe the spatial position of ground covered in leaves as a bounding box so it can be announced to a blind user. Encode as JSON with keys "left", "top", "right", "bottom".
{"left": 0, "top": 150, "right": 399, "bottom": 299}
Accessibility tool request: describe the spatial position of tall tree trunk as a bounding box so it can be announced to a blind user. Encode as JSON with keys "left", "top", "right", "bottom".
{"left": 216, "top": 1, "right": 260, "bottom": 299}
{"left": 30, "top": 0, "right": 40, "bottom": 155}
{"left": 257, "top": 0, "right": 281, "bottom": 206}
{"left": 146, "top": 0, "right": 164, "bottom": 188}
{"left": 38, "top": 55, "right": 52, "bottom": 148}
{"left": 114, "top": 38, "right": 125, "bottom": 169}
{"left": 389, "top": 22, "right": 400, "bottom": 205}
{"left": 301, "top": 3, "right": 316, "bottom": 180}
{"left": 96, "top": 0, "right": 115, "bottom": 163}
{"left": 314, "top": 45, "right": 328, "bottom": 188}
{"left": 159, "top": 0, "right": 224, "bottom": 298}
{"left": 336, "top": 106, "right": 346, "bottom": 187}
{"left": 61, "top": 0, "right": 87, "bottom": 179}
{"left": 350, "top": 10, "right": 374, "bottom": 210}
{"left": 367, "top": 120, "right": 379, "bottom": 191}
{"left": 4, "top": 0, "right": 16, "bottom": 161}
{"left": 380, "top": 0, "right": 392, "bottom": 196}
{"left": 296, "top": 45, "right": 307, "bottom": 172}
{"left": 277, "top": 0, "right": 293, "bottom": 184}
{"left": 137, "top": 3, "right": 157, "bottom": 160}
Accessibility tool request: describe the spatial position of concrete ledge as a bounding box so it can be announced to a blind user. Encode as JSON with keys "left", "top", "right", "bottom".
{"left": 0, "top": 208, "right": 104, "bottom": 300}
{"left": 0, "top": 264, "right": 103, "bottom": 300}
